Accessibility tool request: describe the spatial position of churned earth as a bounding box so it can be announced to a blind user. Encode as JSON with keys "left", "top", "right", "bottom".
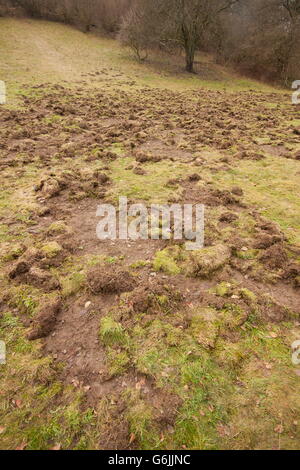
{"left": 0, "top": 18, "right": 300, "bottom": 450}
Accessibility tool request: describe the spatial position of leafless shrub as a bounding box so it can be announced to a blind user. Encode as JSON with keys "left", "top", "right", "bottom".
{"left": 119, "top": 1, "right": 150, "bottom": 61}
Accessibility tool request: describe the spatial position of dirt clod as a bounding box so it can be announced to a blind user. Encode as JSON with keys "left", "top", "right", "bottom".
{"left": 26, "top": 266, "right": 60, "bottom": 291}
{"left": 9, "top": 261, "right": 30, "bottom": 279}
{"left": 253, "top": 233, "right": 282, "bottom": 249}
{"left": 27, "top": 299, "right": 62, "bottom": 340}
{"left": 259, "top": 243, "right": 288, "bottom": 269}
{"left": 231, "top": 186, "right": 244, "bottom": 196}
{"left": 188, "top": 244, "right": 231, "bottom": 278}
{"left": 188, "top": 173, "right": 201, "bottom": 182}
{"left": 87, "top": 265, "right": 135, "bottom": 294}
{"left": 219, "top": 212, "right": 239, "bottom": 223}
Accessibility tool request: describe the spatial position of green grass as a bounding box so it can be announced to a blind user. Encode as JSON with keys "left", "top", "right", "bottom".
{"left": 211, "top": 155, "right": 300, "bottom": 244}
{"left": 0, "top": 312, "right": 101, "bottom": 450}
{"left": 108, "top": 157, "right": 185, "bottom": 203}
{"left": 153, "top": 247, "right": 182, "bottom": 275}
{"left": 99, "top": 317, "right": 129, "bottom": 346}
{"left": 99, "top": 299, "right": 300, "bottom": 449}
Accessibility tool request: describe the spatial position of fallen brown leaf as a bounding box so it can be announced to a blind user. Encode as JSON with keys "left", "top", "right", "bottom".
{"left": 50, "top": 443, "right": 61, "bottom": 451}
{"left": 16, "top": 441, "right": 27, "bottom": 450}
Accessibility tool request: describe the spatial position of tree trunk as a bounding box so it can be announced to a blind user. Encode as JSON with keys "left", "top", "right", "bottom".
{"left": 185, "top": 44, "right": 195, "bottom": 73}
{"left": 181, "top": 17, "right": 196, "bottom": 73}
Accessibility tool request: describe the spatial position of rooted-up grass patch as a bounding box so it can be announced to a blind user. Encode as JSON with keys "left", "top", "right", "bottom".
{"left": 212, "top": 155, "right": 300, "bottom": 244}
{"left": 108, "top": 157, "right": 186, "bottom": 203}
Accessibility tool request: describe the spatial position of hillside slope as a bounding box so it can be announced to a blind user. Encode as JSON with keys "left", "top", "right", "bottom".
{"left": 0, "top": 17, "right": 282, "bottom": 102}
{"left": 0, "top": 18, "right": 299, "bottom": 450}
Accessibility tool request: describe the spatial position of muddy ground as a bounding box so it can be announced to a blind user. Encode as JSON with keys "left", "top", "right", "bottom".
{"left": 0, "top": 79, "right": 300, "bottom": 450}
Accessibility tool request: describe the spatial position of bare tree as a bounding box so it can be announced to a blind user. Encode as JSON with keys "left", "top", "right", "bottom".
{"left": 165, "top": 0, "right": 240, "bottom": 72}
{"left": 279, "top": 0, "right": 300, "bottom": 83}
{"left": 120, "top": 0, "right": 239, "bottom": 72}
{"left": 119, "top": 0, "right": 160, "bottom": 60}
